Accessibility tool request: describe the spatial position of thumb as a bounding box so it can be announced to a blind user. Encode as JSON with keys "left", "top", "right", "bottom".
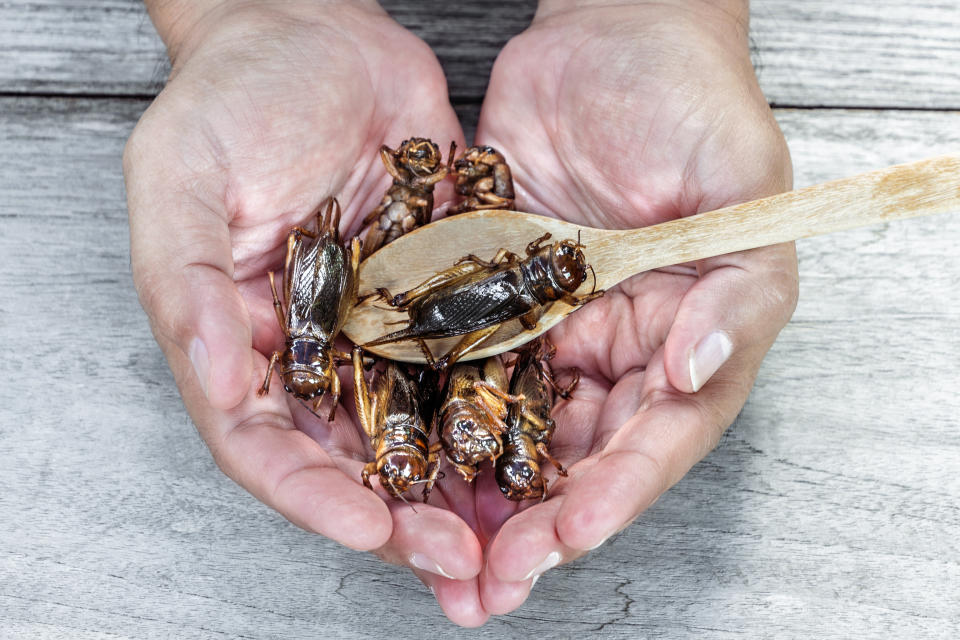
{"left": 125, "top": 141, "right": 252, "bottom": 410}
{"left": 663, "top": 242, "right": 799, "bottom": 394}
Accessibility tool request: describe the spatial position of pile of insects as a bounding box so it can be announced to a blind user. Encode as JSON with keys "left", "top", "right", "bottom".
{"left": 258, "top": 138, "right": 604, "bottom": 504}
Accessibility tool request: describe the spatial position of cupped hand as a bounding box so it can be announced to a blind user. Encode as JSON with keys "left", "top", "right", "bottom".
{"left": 124, "top": 1, "right": 491, "bottom": 626}
{"left": 467, "top": 0, "right": 800, "bottom": 615}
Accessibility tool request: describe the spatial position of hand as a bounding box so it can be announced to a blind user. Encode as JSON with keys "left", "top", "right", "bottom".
{"left": 468, "top": 0, "right": 799, "bottom": 614}
{"left": 124, "top": 1, "right": 491, "bottom": 625}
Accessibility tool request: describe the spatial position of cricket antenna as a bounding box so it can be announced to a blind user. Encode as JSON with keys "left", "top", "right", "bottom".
{"left": 588, "top": 262, "right": 598, "bottom": 294}
{"left": 389, "top": 477, "right": 417, "bottom": 513}
{"left": 298, "top": 399, "right": 325, "bottom": 422}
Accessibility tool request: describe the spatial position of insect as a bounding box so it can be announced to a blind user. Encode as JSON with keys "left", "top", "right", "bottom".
{"left": 352, "top": 346, "right": 442, "bottom": 502}
{"left": 437, "top": 356, "right": 520, "bottom": 482}
{"left": 364, "top": 233, "right": 605, "bottom": 371}
{"left": 360, "top": 137, "right": 453, "bottom": 259}
{"left": 449, "top": 145, "right": 515, "bottom": 215}
{"left": 496, "top": 338, "right": 578, "bottom": 501}
{"left": 257, "top": 198, "right": 360, "bottom": 421}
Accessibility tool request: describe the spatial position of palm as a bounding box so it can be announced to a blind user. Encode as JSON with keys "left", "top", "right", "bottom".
{"left": 206, "top": 16, "right": 488, "bottom": 533}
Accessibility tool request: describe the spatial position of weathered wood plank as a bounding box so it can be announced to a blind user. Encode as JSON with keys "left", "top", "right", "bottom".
{"left": 2, "top": 99, "right": 960, "bottom": 637}
{"left": 752, "top": 0, "right": 960, "bottom": 108}
{"left": 1, "top": 1, "right": 959, "bottom": 108}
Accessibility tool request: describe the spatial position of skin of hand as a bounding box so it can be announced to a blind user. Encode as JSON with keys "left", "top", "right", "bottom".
{"left": 124, "top": 0, "right": 495, "bottom": 626}
{"left": 442, "top": 0, "right": 800, "bottom": 616}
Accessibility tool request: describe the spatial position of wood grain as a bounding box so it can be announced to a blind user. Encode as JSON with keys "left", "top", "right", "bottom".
{"left": 752, "top": 0, "right": 960, "bottom": 108}
{"left": 2, "top": 1, "right": 959, "bottom": 109}
{"left": 2, "top": 96, "right": 960, "bottom": 636}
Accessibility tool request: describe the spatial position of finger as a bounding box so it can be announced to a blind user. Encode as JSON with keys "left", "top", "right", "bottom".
{"left": 173, "top": 348, "right": 393, "bottom": 551}
{"left": 474, "top": 464, "right": 521, "bottom": 543}
{"left": 376, "top": 501, "right": 483, "bottom": 581}
{"left": 663, "top": 242, "right": 799, "bottom": 393}
{"left": 485, "top": 497, "right": 581, "bottom": 584}
{"left": 555, "top": 349, "right": 746, "bottom": 551}
{"left": 478, "top": 556, "right": 534, "bottom": 616}
{"left": 124, "top": 124, "right": 251, "bottom": 410}
{"left": 413, "top": 571, "right": 489, "bottom": 628}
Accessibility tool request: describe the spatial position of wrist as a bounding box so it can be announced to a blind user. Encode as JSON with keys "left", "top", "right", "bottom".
{"left": 535, "top": 0, "right": 749, "bottom": 36}
{"left": 144, "top": 0, "right": 382, "bottom": 66}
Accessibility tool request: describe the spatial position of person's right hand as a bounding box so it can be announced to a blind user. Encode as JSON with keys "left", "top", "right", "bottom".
{"left": 124, "top": 1, "right": 490, "bottom": 625}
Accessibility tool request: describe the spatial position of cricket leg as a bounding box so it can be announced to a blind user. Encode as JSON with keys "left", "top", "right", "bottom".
{"left": 518, "top": 309, "right": 542, "bottom": 331}
{"left": 257, "top": 351, "right": 281, "bottom": 397}
{"left": 389, "top": 261, "right": 488, "bottom": 307}
{"left": 352, "top": 346, "right": 378, "bottom": 440}
{"left": 379, "top": 145, "right": 405, "bottom": 182}
{"left": 422, "top": 441, "right": 443, "bottom": 503}
{"left": 526, "top": 233, "right": 552, "bottom": 255}
{"left": 361, "top": 461, "right": 378, "bottom": 491}
{"left": 542, "top": 365, "right": 580, "bottom": 400}
{"left": 415, "top": 338, "right": 438, "bottom": 369}
{"left": 268, "top": 271, "right": 286, "bottom": 329}
{"left": 560, "top": 290, "right": 606, "bottom": 307}
{"left": 323, "top": 368, "right": 341, "bottom": 422}
{"left": 536, "top": 442, "right": 567, "bottom": 477}
{"left": 454, "top": 247, "right": 521, "bottom": 269}
{"left": 434, "top": 325, "right": 500, "bottom": 372}
{"left": 452, "top": 461, "right": 478, "bottom": 483}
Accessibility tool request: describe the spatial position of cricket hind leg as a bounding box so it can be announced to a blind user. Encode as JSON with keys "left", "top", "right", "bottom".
{"left": 387, "top": 261, "right": 489, "bottom": 308}
{"left": 352, "top": 346, "right": 379, "bottom": 440}
{"left": 321, "top": 197, "right": 342, "bottom": 237}
{"left": 433, "top": 325, "right": 500, "bottom": 372}
{"left": 268, "top": 271, "right": 286, "bottom": 329}
{"left": 454, "top": 246, "right": 521, "bottom": 269}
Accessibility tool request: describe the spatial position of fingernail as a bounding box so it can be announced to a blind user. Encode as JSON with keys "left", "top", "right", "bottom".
{"left": 689, "top": 330, "right": 733, "bottom": 392}
{"left": 587, "top": 536, "right": 609, "bottom": 551}
{"left": 409, "top": 552, "right": 455, "bottom": 579}
{"left": 189, "top": 338, "right": 210, "bottom": 396}
{"left": 523, "top": 551, "right": 561, "bottom": 580}
{"left": 530, "top": 574, "right": 540, "bottom": 589}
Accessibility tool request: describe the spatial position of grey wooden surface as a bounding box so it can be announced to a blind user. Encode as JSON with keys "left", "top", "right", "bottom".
{"left": 2, "top": 1, "right": 959, "bottom": 637}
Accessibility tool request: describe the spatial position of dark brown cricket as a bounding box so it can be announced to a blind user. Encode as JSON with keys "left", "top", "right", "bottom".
{"left": 496, "top": 338, "right": 577, "bottom": 501}
{"left": 352, "top": 346, "right": 442, "bottom": 502}
{"left": 437, "top": 356, "right": 519, "bottom": 482}
{"left": 364, "top": 232, "right": 604, "bottom": 370}
{"left": 449, "top": 145, "right": 515, "bottom": 215}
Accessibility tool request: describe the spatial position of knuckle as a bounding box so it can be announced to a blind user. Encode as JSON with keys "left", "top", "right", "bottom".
{"left": 133, "top": 266, "right": 189, "bottom": 349}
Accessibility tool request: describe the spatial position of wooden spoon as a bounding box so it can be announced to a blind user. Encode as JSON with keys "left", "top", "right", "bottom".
{"left": 343, "top": 154, "right": 960, "bottom": 362}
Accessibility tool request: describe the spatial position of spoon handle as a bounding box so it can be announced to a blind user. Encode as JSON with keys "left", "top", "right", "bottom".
{"left": 596, "top": 154, "right": 960, "bottom": 285}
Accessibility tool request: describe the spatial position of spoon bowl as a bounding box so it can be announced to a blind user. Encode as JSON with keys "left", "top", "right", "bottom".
{"left": 343, "top": 154, "right": 960, "bottom": 362}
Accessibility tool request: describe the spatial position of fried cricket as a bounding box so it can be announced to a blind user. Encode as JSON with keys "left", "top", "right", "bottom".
{"left": 364, "top": 233, "right": 604, "bottom": 370}
{"left": 449, "top": 145, "right": 515, "bottom": 215}
{"left": 496, "top": 338, "right": 578, "bottom": 501}
{"left": 361, "top": 137, "right": 453, "bottom": 258}
{"left": 353, "top": 346, "right": 442, "bottom": 501}
{"left": 258, "top": 198, "right": 360, "bottom": 421}
{"left": 437, "top": 357, "right": 518, "bottom": 482}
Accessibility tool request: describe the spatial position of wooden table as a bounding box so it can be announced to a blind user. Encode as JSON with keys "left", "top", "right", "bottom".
{"left": 2, "top": 1, "right": 959, "bottom": 636}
